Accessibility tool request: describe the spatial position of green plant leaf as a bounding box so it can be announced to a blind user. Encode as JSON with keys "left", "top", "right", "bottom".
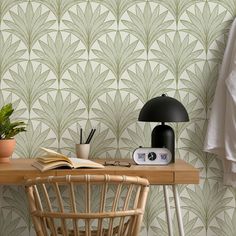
{"left": 0, "top": 103, "right": 26, "bottom": 139}
{"left": 122, "top": 2, "right": 173, "bottom": 55}
{"left": 63, "top": 2, "right": 114, "bottom": 54}
{"left": 4, "top": 2, "right": 56, "bottom": 54}
{"left": 0, "top": 95, "right": 26, "bottom": 121}
{"left": 63, "top": 61, "right": 114, "bottom": 114}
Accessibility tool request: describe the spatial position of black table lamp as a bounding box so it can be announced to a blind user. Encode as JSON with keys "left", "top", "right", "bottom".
{"left": 138, "top": 94, "right": 189, "bottom": 162}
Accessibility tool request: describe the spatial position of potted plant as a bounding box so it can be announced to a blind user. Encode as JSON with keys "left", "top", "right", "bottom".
{"left": 0, "top": 103, "right": 26, "bottom": 163}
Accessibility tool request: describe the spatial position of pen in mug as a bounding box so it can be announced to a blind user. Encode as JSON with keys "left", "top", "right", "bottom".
{"left": 80, "top": 128, "right": 83, "bottom": 144}
{"left": 85, "top": 129, "right": 96, "bottom": 144}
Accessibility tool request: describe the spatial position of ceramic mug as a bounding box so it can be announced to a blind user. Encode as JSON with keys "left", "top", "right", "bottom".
{"left": 75, "top": 144, "right": 90, "bottom": 159}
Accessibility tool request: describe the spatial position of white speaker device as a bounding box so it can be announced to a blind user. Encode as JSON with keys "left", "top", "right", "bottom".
{"left": 133, "top": 147, "right": 172, "bottom": 165}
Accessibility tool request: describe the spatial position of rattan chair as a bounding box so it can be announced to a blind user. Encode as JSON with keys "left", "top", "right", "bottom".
{"left": 25, "top": 175, "right": 149, "bottom": 236}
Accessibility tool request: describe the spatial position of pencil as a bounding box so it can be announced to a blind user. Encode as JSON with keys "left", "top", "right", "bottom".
{"left": 80, "top": 128, "right": 83, "bottom": 144}
{"left": 86, "top": 129, "right": 96, "bottom": 144}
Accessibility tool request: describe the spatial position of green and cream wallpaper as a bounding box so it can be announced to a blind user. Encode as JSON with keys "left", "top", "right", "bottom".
{"left": 0, "top": 0, "right": 236, "bottom": 235}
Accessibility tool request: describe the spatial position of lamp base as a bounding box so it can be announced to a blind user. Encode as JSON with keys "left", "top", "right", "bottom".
{"left": 151, "top": 124, "right": 175, "bottom": 162}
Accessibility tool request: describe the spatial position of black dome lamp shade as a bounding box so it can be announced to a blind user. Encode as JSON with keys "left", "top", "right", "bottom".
{"left": 138, "top": 94, "right": 189, "bottom": 162}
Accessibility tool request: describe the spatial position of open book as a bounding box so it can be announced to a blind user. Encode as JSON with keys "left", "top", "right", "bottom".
{"left": 32, "top": 147, "right": 104, "bottom": 172}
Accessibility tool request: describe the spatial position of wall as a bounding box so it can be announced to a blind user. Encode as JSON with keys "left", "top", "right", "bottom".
{"left": 0, "top": 0, "right": 235, "bottom": 235}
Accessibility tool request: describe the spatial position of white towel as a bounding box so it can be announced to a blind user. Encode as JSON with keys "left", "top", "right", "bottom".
{"left": 204, "top": 18, "right": 236, "bottom": 187}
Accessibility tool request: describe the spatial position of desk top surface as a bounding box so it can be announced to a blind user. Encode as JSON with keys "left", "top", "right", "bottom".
{"left": 0, "top": 158, "right": 199, "bottom": 185}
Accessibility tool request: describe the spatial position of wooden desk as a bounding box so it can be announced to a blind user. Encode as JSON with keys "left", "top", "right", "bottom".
{"left": 0, "top": 159, "right": 199, "bottom": 185}
{"left": 0, "top": 158, "right": 199, "bottom": 236}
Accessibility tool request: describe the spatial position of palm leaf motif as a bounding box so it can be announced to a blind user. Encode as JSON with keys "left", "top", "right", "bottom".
{"left": 3, "top": 186, "right": 32, "bottom": 233}
{"left": 172, "top": 208, "right": 204, "bottom": 236}
{"left": 181, "top": 121, "right": 215, "bottom": 171}
{"left": 15, "top": 121, "right": 55, "bottom": 158}
{"left": 181, "top": 3, "right": 230, "bottom": 54}
{"left": 176, "top": 153, "right": 200, "bottom": 188}
{"left": 211, "top": 209, "right": 236, "bottom": 236}
{"left": 121, "top": 122, "right": 152, "bottom": 152}
{"left": 33, "top": 91, "right": 85, "bottom": 148}
{"left": 34, "top": 0, "right": 83, "bottom": 26}
{"left": 63, "top": 122, "right": 115, "bottom": 158}
{"left": 93, "top": 0, "right": 142, "bottom": 26}
{"left": 151, "top": 32, "right": 202, "bottom": 85}
{"left": 4, "top": 61, "right": 55, "bottom": 116}
{"left": 172, "top": 92, "right": 203, "bottom": 148}
{"left": 4, "top": 2, "right": 56, "bottom": 54}
{"left": 0, "top": 209, "right": 26, "bottom": 236}
{"left": 122, "top": 2, "right": 173, "bottom": 56}
{"left": 143, "top": 186, "right": 165, "bottom": 235}
{"left": 182, "top": 180, "right": 232, "bottom": 231}
{"left": 63, "top": 62, "right": 114, "bottom": 115}
{"left": 182, "top": 62, "right": 218, "bottom": 116}
{"left": 92, "top": 32, "right": 144, "bottom": 86}
{"left": 209, "top": 157, "right": 223, "bottom": 182}
{"left": 211, "top": 0, "right": 236, "bottom": 18}
{"left": 152, "top": 0, "right": 201, "bottom": 24}
{"left": 122, "top": 61, "right": 172, "bottom": 103}
{"left": 0, "top": 0, "right": 23, "bottom": 22}
{"left": 33, "top": 32, "right": 85, "bottom": 86}
{"left": 151, "top": 211, "right": 203, "bottom": 236}
{"left": 210, "top": 35, "right": 228, "bottom": 64}
{"left": 0, "top": 33, "right": 26, "bottom": 82}
{"left": 63, "top": 2, "right": 114, "bottom": 55}
{"left": 92, "top": 91, "right": 139, "bottom": 145}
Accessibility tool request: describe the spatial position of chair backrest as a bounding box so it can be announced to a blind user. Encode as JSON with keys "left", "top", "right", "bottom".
{"left": 25, "top": 175, "right": 149, "bottom": 236}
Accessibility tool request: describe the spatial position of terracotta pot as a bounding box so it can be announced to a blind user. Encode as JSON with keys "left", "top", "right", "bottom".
{"left": 0, "top": 139, "right": 16, "bottom": 163}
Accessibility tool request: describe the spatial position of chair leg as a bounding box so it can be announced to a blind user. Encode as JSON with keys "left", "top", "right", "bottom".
{"left": 172, "top": 185, "right": 185, "bottom": 236}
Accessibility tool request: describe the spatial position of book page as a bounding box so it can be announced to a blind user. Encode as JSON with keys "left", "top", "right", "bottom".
{"left": 33, "top": 147, "right": 104, "bottom": 171}
{"left": 41, "top": 147, "right": 68, "bottom": 158}
{"left": 32, "top": 160, "right": 73, "bottom": 172}
{"left": 37, "top": 147, "right": 72, "bottom": 165}
{"left": 70, "top": 158, "right": 104, "bottom": 169}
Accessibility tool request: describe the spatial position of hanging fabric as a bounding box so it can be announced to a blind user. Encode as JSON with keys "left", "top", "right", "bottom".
{"left": 204, "top": 18, "right": 236, "bottom": 186}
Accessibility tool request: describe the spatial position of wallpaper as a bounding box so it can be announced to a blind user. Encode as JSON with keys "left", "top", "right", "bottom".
{"left": 0, "top": 0, "right": 235, "bottom": 235}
